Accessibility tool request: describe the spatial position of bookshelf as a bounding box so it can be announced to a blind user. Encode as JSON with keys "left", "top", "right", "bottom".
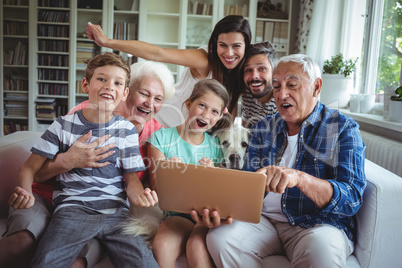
{"left": 35, "top": 0, "right": 70, "bottom": 131}
{"left": 1, "top": 0, "right": 32, "bottom": 135}
{"left": 73, "top": 0, "right": 105, "bottom": 107}
{"left": 254, "top": 0, "right": 292, "bottom": 57}
{"left": 0, "top": 0, "right": 293, "bottom": 136}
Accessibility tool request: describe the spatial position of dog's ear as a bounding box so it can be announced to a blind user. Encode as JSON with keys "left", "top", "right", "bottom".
{"left": 245, "top": 128, "right": 250, "bottom": 137}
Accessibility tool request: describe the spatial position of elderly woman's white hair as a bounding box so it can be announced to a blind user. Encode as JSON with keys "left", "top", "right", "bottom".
{"left": 129, "top": 61, "right": 175, "bottom": 100}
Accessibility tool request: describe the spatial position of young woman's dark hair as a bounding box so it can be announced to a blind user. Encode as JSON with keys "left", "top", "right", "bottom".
{"left": 208, "top": 15, "right": 252, "bottom": 113}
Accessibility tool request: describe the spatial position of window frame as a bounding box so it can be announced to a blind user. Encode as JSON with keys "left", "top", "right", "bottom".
{"left": 360, "top": 0, "right": 385, "bottom": 96}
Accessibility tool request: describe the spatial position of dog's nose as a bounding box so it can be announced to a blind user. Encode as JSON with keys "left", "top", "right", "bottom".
{"left": 229, "top": 154, "right": 241, "bottom": 170}
{"left": 229, "top": 154, "right": 241, "bottom": 163}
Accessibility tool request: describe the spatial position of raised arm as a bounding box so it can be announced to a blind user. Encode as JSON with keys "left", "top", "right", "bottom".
{"left": 86, "top": 23, "right": 210, "bottom": 79}
{"left": 34, "top": 132, "right": 116, "bottom": 182}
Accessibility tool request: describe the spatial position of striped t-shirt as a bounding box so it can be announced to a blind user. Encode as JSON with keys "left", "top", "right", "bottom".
{"left": 241, "top": 90, "right": 278, "bottom": 128}
{"left": 31, "top": 110, "right": 145, "bottom": 214}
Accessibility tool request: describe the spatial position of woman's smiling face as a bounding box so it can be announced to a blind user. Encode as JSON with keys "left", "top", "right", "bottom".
{"left": 121, "top": 76, "right": 165, "bottom": 127}
{"left": 216, "top": 32, "right": 246, "bottom": 70}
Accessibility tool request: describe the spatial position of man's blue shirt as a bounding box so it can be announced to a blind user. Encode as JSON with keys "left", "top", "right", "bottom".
{"left": 244, "top": 102, "right": 366, "bottom": 242}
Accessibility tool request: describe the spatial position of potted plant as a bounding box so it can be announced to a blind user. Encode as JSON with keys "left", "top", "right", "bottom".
{"left": 389, "top": 85, "right": 402, "bottom": 122}
{"left": 321, "top": 53, "right": 358, "bottom": 108}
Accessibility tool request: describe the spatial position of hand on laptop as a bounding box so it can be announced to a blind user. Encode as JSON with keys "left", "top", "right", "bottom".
{"left": 198, "top": 157, "right": 214, "bottom": 167}
{"left": 257, "top": 165, "right": 300, "bottom": 194}
{"left": 190, "top": 208, "right": 233, "bottom": 228}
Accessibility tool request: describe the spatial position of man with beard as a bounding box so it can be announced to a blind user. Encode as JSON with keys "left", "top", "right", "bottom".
{"left": 241, "top": 42, "right": 278, "bottom": 128}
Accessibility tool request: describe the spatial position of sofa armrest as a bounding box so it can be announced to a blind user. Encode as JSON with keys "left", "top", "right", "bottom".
{"left": 354, "top": 159, "right": 402, "bottom": 268}
{"left": 0, "top": 131, "right": 43, "bottom": 218}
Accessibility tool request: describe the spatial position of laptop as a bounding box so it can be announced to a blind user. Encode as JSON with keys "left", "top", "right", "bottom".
{"left": 154, "top": 160, "right": 266, "bottom": 223}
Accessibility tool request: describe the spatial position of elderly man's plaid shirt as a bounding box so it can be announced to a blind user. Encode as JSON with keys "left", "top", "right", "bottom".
{"left": 244, "top": 102, "right": 366, "bottom": 243}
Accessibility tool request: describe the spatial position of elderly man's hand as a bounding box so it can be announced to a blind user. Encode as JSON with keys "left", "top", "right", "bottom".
{"left": 190, "top": 208, "right": 233, "bottom": 228}
{"left": 257, "top": 165, "right": 301, "bottom": 193}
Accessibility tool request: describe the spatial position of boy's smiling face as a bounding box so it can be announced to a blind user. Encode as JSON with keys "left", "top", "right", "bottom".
{"left": 82, "top": 65, "right": 129, "bottom": 115}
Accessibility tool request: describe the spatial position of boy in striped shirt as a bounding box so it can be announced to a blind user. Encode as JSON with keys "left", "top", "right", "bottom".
{"left": 8, "top": 52, "right": 159, "bottom": 268}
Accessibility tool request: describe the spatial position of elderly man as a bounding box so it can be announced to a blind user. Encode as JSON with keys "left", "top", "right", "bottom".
{"left": 204, "top": 54, "right": 366, "bottom": 267}
{"left": 242, "top": 41, "right": 278, "bottom": 128}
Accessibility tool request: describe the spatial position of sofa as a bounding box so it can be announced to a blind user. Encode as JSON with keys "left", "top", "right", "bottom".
{"left": 1, "top": 131, "right": 402, "bottom": 268}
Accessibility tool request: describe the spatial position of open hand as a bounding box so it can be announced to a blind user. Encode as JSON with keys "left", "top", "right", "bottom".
{"left": 64, "top": 131, "right": 116, "bottom": 170}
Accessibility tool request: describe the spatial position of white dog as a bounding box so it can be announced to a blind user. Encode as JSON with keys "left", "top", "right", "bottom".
{"left": 215, "top": 124, "right": 250, "bottom": 170}
{"left": 122, "top": 125, "right": 251, "bottom": 248}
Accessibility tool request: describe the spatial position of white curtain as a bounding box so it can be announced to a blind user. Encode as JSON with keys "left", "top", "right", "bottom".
{"left": 305, "top": 0, "right": 366, "bottom": 70}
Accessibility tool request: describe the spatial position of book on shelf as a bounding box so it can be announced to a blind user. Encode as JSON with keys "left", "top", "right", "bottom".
{"left": 38, "top": 84, "right": 68, "bottom": 96}
{"left": 131, "top": 0, "right": 139, "bottom": 11}
{"left": 4, "top": 100, "right": 28, "bottom": 117}
{"left": 272, "top": 22, "right": 288, "bottom": 51}
{"left": 224, "top": 4, "right": 248, "bottom": 16}
{"left": 113, "top": 22, "right": 137, "bottom": 40}
{"left": 38, "top": 40, "right": 69, "bottom": 52}
{"left": 188, "top": 1, "right": 213, "bottom": 15}
{"left": 263, "top": 21, "right": 275, "bottom": 43}
{"left": 75, "top": 80, "right": 85, "bottom": 94}
{"left": 279, "top": 22, "right": 288, "bottom": 50}
{"left": 4, "top": 0, "right": 29, "bottom": 5}
{"left": 38, "top": 10, "right": 69, "bottom": 23}
{"left": 255, "top": 21, "right": 264, "bottom": 43}
{"left": 4, "top": 122, "right": 28, "bottom": 135}
{"left": 4, "top": 75, "right": 28, "bottom": 91}
{"left": 4, "top": 93, "right": 28, "bottom": 101}
{"left": 3, "top": 41, "right": 28, "bottom": 65}
{"left": 38, "top": 0, "right": 69, "bottom": 8}
{"left": 76, "top": 41, "right": 97, "bottom": 63}
{"left": 38, "top": 25, "right": 69, "bottom": 38}
{"left": 38, "top": 69, "right": 68, "bottom": 81}
{"left": 4, "top": 21, "right": 28, "bottom": 36}
{"left": 35, "top": 98, "right": 57, "bottom": 119}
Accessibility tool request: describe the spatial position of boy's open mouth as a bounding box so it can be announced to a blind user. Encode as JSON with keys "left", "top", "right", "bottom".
{"left": 100, "top": 93, "right": 114, "bottom": 100}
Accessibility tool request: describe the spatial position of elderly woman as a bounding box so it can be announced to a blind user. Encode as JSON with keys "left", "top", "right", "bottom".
{"left": 65, "top": 60, "right": 175, "bottom": 183}
{"left": 0, "top": 61, "right": 175, "bottom": 268}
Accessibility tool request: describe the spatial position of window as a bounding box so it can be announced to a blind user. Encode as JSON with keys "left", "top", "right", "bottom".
{"left": 360, "top": 0, "right": 401, "bottom": 104}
